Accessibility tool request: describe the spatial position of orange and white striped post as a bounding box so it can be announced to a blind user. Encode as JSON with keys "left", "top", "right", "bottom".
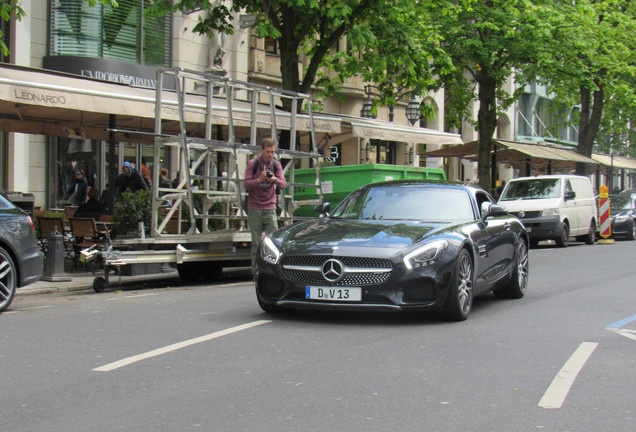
{"left": 598, "top": 185, "right": 614, "bottom": 244}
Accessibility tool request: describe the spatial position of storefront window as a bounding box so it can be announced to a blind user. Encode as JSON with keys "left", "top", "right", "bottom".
{"left": 47, "top": 138, "right": 170, "bottom": 209}
{"left": 50, "top": 137, "right": 99, "bottom": 209}
{"left": 49, "top": 0, "right": 171, "bottom": 66}
{"left": 368, "top": 140, "right": 395, "bottom": 165}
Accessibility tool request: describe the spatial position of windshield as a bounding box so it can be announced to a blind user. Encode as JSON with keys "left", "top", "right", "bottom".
{"left": 500, "top": 178, "right": 562, "bottom": 201}
{"left": 0, "top": 194, "right": 15, "bottom": 209}
{"left": 610, "top": 195, "right": 633, "bottom": 210}
{"left": 331, "top": 186, "right": 474, "bottom": 221}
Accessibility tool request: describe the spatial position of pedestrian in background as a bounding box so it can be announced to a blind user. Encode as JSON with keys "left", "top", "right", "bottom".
{"left": 68, "top": 169, "right": 88, "bottom": 206}
{"left": 114, "top": 161, "right": 147, "bottom": 199}
{"left": 244, "top": 138, "right": 287, "bottom": 279}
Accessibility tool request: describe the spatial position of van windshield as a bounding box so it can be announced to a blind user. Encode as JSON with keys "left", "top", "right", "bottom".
{"left": 500, "top": 178, "right": 562, "bottom": 201}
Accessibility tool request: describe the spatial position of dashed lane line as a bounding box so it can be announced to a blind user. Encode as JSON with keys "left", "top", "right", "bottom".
{"left": 92, "top": 320, "right": 271, "bottom": 372}
{"left": 538, "top": 342, "right": 598, "bottom": 409}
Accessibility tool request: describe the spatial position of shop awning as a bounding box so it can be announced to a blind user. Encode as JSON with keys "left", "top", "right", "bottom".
{"left": 423, "top": 139, "right": 598, "bottom": 165}
{"left": 591, "top": 154, "right": 636, "bottom": 170}
{"left": 348, "top": 117, "right": 463, "bottom": 145}
{"left": 423, "top": 141, "right": 479, "bottom": 158}
{"left": 0, "top": 64, "right": 340, "bottom": 142}
{"left": 496, "top": 140, "right": 597, "bottom": 164}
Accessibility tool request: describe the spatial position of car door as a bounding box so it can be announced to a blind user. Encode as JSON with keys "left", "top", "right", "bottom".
{"left": 562, "top": 179, "right": 581, "bottom": 234}
{"left": 471, "top": 192, "right": 516, "bottom": 294}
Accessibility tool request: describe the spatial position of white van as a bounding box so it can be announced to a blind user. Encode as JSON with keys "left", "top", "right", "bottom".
{"left": 498, "top": 175, "right": 597, "bottom": 247}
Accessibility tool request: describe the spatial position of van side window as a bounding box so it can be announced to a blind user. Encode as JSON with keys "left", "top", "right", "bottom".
{"left": 564, "top": 180, "right": 575, "bottom": 200}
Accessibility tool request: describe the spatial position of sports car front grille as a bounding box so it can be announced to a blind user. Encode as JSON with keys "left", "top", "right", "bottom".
{"left": 281, "top": 255, "right": 392, "bottom": 286}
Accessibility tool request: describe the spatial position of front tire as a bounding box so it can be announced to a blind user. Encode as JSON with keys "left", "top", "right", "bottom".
{"left": 555, "top": 222, "right": 569, "bottom": 247}
{"left": 494, "top": 240, "right": 529, "bottom": 299}
{"left": 576, "top": 220, "right": 596, "bottom": 245}
{"left": 628, "top": 220, "right": 636, "bottom": 241}
{"left": 0, "top": 246, "right": 17, "bottom": 313}
{"left": 445, "top": 249, "right": 473, "bottom": 321}
{"left": 177, "top": 262, "right": 201, "bottom": 283}
{"left": 256, "top": 290, "right": 293, "bottom": 314}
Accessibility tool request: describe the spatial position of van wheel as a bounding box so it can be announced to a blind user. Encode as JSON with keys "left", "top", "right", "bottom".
{"left": 555, "top": 223, "right": 569, "bottom": 247}
{"left": 576, "top": 221, "right": 596, "bottom": 245}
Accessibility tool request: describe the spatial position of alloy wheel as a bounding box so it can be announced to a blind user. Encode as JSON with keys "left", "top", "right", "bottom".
{"left": 457, "top": 253, "right": 473, "bottom": 314}
{"left": 0, "top": 248, "right": 17, "bottom": 312}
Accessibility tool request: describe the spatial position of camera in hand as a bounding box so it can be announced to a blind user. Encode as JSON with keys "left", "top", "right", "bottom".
{"left": 266, "top": 169, "right": 275, "bottom": 179}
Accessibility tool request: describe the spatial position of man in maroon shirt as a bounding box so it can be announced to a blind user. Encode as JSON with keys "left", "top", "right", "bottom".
{"left": 244, "top": 138, "right": 287, "bottom": 278}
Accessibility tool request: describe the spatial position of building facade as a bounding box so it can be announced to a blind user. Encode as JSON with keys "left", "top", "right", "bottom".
{"left": 6, "top": 1, "right": 589, "bottom": 210}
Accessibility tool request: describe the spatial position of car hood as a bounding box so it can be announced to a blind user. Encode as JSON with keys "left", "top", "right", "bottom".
{"left": 498, "top": 197, "right": 561, "bottom": 212}
{"left": 273, "top": 219, "right": 446, "bottom": 258}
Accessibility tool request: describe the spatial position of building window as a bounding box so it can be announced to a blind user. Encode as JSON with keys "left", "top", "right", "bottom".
{"left": 264, "top": 38, "right": 278, "bottom": 55}
{"left": 48, "top": 0, "right": 171, "bottom": 66}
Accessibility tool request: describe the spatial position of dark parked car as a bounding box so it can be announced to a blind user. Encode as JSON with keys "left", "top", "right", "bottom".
{"left": 0, "top": 193, "right": 43, "bottom": 312}
{"left": 255, "top": 180, "right": 529, "bottom": 321}
{"left": 610, "top": 194, "right": 636, "bottom": 240}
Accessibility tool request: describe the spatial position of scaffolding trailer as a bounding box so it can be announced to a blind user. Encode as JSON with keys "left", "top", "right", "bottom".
{"left": 93, "top": 68, "right": 323, "bottom": 291}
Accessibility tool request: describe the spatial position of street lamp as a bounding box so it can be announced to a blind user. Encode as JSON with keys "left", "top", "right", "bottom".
{"left": 360, "top": 84, "right": 421, "bottom": 124}
{"left": 360, "top": 96, "right": 376, "bottom": 119}
{"left": 405, "top": 97, "right": 421, "bottom": 126}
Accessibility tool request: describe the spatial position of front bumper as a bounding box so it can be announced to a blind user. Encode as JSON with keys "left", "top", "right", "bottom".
{"left": 17, "top": 246, "right": 43, "bottom": 287}
{"left": 255, "top": 256, "right": 455, "bottom": 312}
{"left": 611, "top": 218, "right": 634, "bottom": 238}
{"left": 516, "top": 215, "right": 562, "bottom": 241}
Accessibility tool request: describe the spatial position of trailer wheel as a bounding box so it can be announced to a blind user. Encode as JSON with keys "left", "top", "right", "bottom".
{"left": 201, "top": 263, "right": 223, "bottom": 282}
{"left": 177, "top": 263, "right": 201, "bottom": 282}
{"left": 93, "top": 277, "right": 108, "bottom": 293}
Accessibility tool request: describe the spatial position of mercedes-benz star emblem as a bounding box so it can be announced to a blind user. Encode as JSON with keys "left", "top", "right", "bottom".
{"left": 321, "top": 258, "right": 345, "bottom": 283}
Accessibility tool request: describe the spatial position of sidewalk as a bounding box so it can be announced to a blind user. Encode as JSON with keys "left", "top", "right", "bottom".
{"left": 17, "top": 263, "right": 181, "bottom": 296}
{"left": 17, "top": 263, "right": 252, "bottom": 296}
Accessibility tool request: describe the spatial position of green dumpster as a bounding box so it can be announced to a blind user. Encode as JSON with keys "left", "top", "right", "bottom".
{"left": 288, "top": 164, "right": 446, "bottom": 216}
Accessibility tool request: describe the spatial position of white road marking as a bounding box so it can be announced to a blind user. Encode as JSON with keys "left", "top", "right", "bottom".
{"left": 92, "top": 320, "right": 271, "bottom": 372}
{"left": 106, "top": 293, "right": 157, "bottom": 300}
{"left": 608, "top": 328, "right": 636, "bottom": 341}
{"left": 4, "top": 305, "right": 53, "bottom": 314}
{"left": 538, "top": 342, "right": 598, "bottom": 409}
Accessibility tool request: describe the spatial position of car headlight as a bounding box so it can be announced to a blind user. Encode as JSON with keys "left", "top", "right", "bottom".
{"left": 541, "top": 208, "right": 560, "bottom": 217}
{"left": 614, "top": 213, "right": 628, "bottom": 223}
{"left": 403, "top": 239, "right": 449, "bottom": 270}
{"left": 261, "top": 236, "right": 281, "bottom": 264}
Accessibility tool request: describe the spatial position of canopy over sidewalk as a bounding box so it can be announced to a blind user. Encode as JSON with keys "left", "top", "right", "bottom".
{"left": 423, "top": 139, "right": 601, "bottom": 173}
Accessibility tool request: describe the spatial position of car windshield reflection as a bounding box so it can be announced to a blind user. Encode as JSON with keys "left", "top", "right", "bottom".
{"left": 500, "top": 178, "right": 561, "bottom": 200}
{"left": 330, "top": 186, "right": 474, "bottom": 222}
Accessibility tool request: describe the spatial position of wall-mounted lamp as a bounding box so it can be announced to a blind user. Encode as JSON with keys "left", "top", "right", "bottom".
{"left": 360, "top": 97, "right": 376, "bottom": 119}
{"left": 239, "top": 14, "right": 258, "bottom": 29}
{"left": 405, "top": 97, "right": 421, "bottom": 126}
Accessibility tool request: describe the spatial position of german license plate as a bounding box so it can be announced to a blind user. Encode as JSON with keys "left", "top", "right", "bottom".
{"left": 306, "top": 286, "right": 361, "bottom": 302}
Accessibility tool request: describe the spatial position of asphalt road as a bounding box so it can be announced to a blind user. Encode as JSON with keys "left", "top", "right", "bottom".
{"left": 2, "top": 240, "right": 635, "bottom": 432}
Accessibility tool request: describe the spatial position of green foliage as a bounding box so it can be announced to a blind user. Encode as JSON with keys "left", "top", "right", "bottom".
{"left": 148, "top": 0, "right": 449, "bottom": 110}
{"left": 112, "top": 188, "right": 152, "bottom": 237}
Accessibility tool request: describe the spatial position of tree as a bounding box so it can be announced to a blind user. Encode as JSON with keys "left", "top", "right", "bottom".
{"left": 148, "top": 0, "right": 453, "bottom": 115}
{"left": 0, "top": 0, "right": 119, "bottom": 56}
{"left": 424, "top": 0, "right": 556, "bottom": 191}
{"left": 537, "top": 0, "right": 636, "bottom": 175}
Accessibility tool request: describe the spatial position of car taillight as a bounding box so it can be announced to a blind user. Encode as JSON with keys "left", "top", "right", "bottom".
{"left": 27, "top": 216, "right": 36, "bottom": 231}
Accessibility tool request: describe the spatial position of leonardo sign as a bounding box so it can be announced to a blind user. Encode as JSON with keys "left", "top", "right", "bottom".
{"left": 14, "top": 88, "right": 67, "bottom": 106}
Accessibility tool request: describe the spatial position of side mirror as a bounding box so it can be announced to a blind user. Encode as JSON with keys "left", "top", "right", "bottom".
{"left": 481, "top": 202, "right": 507, "bottom": 219}
{"left": 314, "top": 202, "right": 331, "bottom": 217}
{"left": 565, "top": 190, "right": 576, "bottom": 201}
